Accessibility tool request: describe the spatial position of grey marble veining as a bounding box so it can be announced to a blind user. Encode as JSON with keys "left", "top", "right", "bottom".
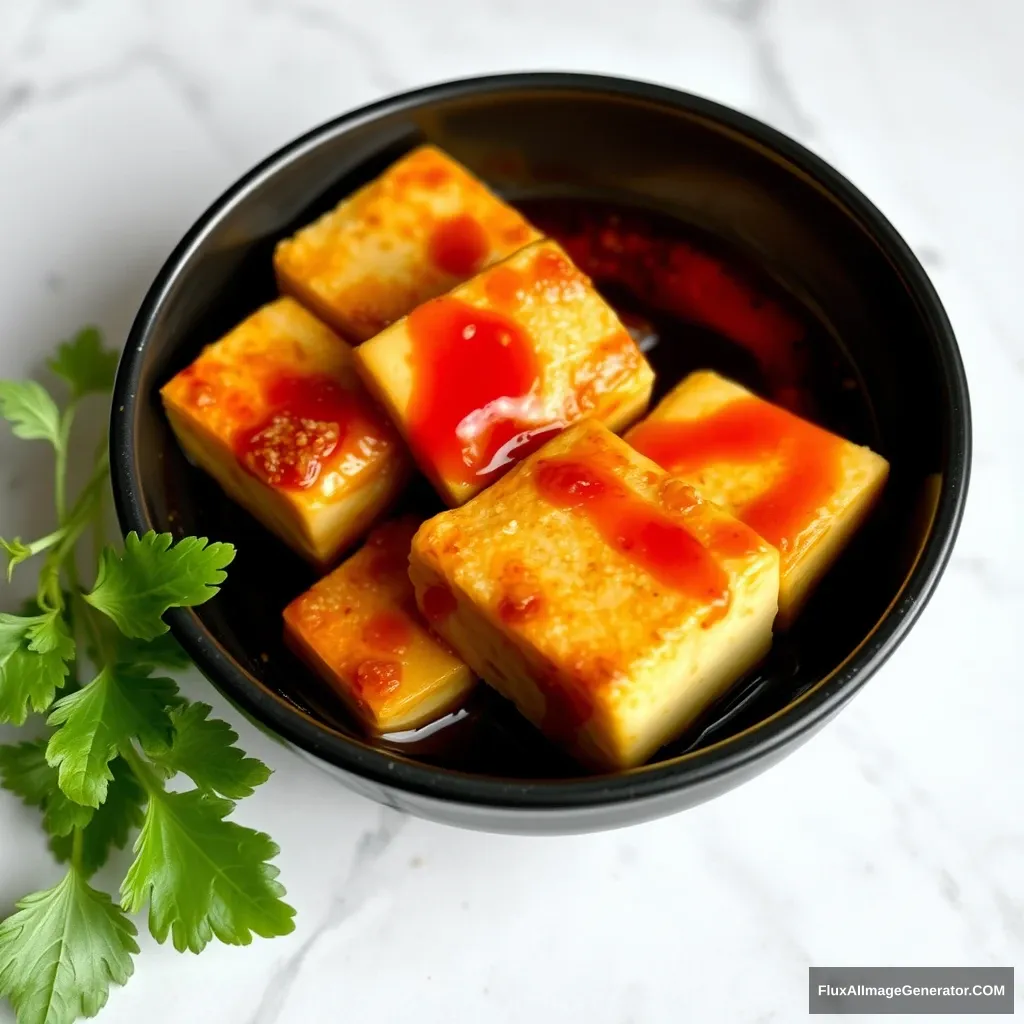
{"left": 249, "top": 806, "right": 407, "bottom": 1024}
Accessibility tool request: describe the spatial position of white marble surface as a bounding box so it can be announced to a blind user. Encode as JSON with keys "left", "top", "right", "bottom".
{"left": 0, "top": 1, "right": 1021, "bottom": 1021}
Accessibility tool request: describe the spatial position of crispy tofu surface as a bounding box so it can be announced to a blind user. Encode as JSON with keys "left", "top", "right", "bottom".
{"left": 283, "top": 517, "right": 475, "bottom": 733}
{"left": 356, "top": 239, "right": 655, "bottom": 507}
{"left": 274, "top": 144, "right": 541, "bottom": 342}
{"left": 409, "top": 420, "right": 779, "bottom": 770}
{"left": 161, "top": 297, "right": 409, "bottom": 567}
{"left": 626, "top": 371, "right": 889, "bottom": 626}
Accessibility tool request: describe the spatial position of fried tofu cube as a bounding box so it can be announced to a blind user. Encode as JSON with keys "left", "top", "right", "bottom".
{"left": 283, "top": 517, "right": 475, "bottom": 733}
{"left": 274, "top": 144, "right": 541, "bottom": 342}
{"left": 355, "top": 239, "right": 655, "bottom": 507}
{"left": 161, "top": 297, "right": 409, "bottom": 568}
{"left": 409, "top": 420, "right": 779, "bottom": 771}
{"left": 626, "top": 371, "right": 889, "bottom": 627}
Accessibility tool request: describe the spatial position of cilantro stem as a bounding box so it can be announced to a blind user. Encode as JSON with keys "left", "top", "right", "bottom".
{"left": 20, "top": 526, "right": 67, "bottom": 558}
{"left": 37, "top": 448, "right": 109, "bottom": 611}
{"left": 38, "top": 559, "right": 64, "bottom": 613}
{"left": 90, "top": 435, "right": 108, "bottom": 583}
{"left": 119, "top": 743, "right": 164, "bottom": 800}
{"left": 72, "top": 586, "right": 117, "bottom": 669}
{"left": 71, "top": 585, "right": 101, "bottom": 658}
{"left": 16, "top": 453, "right": 106, "bottom": 600}
{"left": 71, "top": 827, "right": 83, "bottom": 870}
{"left": 54, "top": 402, "right": 77, "bottom": 524}
{"left": 91, "top": 513, "right": 105, "bottom": 588}
{"left": 58, "top": 449, "right": 109, "bottom": 564}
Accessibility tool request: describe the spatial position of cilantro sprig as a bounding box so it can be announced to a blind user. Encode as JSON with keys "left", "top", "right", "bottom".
{"left": 0, "top": 328, "right": 294, "bottom": 1024}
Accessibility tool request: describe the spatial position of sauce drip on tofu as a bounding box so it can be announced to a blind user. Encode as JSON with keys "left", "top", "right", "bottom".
{"left": 627, "top": 397, "right": 845, "bottom": 553}
{"left": 428, "top": 214, "right": 489, "bottom": 277}
{"left": 405, "top": 297, "right": 561, "bottom": 486}
{"left": 497, "top": 592, "right": 544, "bottom": 624}
{"left": 362, "top": 610, "right": 413, "bottom": 654}
{"left": 496, "top": 560, "right": 546, "bottom": 625}
{"left": 236, "top": 373, "right": 387, "bottom": 492}
{"left": 354, "top": 659, "right": 403, "bottom": 697}
{"left": 353, "top": 611, "right": 412, "bottom": 696}
{"left": 534, "top": 458, "right": 731, "bottom": 610}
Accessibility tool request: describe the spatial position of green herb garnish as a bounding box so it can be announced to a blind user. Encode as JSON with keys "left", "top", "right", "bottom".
{"left": 0, "top": 327, "right": 295, "bottom": 1024}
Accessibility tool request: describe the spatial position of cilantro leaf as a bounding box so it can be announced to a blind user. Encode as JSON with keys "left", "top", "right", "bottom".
{"left": 0, "top": 741, "right": 145, "bottom": 876}
{"left": 86, "top": 531, "right": 235, "bottom": 640}
{"left": 0, "top": 739, "right": 56, "bottom": 809}
{"left": 121, "top": 789, "right": 295, "bottom": 953}
{"left": 47, "top": 327, "right": 119, "bottom": 399}
{"left": 0, "top": 869, "right": 137, "bottom": 1024}
{"left": 114, "top": 631, "right": 191, "bottom": 671}
{"left": 45, "top": 788, "right": 96, "bottom": 839}
{"left": 0, "top": 329, "right": 294, "bottom": 1018}
{"left": 145, "top": 703, "right": 271, "bottom": 799}
{"left": 0, "top": 613, "right": 73, "bottom": 726}
{"left": 50, "top": 759, "right": 146, "bottom": 878}
{"left": 0, "top": 739, "right": 95, "bottom": 838}
{"left": 25, "top": 612, "right": 75, "bottom": 660}
{"left": 221, "top": 693, "right": 291, "bottom": 749}
{"left": 46, "top": 667, "right": 178, "bottom": 807}
{"left": 0, "top": 646, "right": 68, "bottom": 726}
{"left": 0, "top": 380, "right": 62, "bottom": 447}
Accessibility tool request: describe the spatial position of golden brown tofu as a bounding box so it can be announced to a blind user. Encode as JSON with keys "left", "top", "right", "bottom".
{"left": 274, "top": 144, "right": 541, "bottom": 341}
{"left": 409, "top": 420, "right": 779, "bottom": 772}
{"left": 161, "top": 297, "right": 409, "bottom": 568}
{"left": 355, "top": 239, "right": 655, "bottom": 507}
{"left": 626, "top": 371, "right": 889, "bottom": 626}
{"left": 283, "top": 517, "right": 475, "bottom": 734}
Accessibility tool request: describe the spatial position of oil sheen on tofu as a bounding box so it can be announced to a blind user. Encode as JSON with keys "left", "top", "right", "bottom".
{"left": 409, "top": 419, "right": 780, "bottom": 772}
{"left": 273, "top": 144, "right": 542, "bottom": 342}
{"left": 626, "top": 371, "right": 889, "bottom": 627}
{"left": 160, "top": 297, "right": 408, "bottom": 568}
{"left": 355, "top": 238, "right": 656, "bottom": 508}
{"left": 283, "top": 517, "right": 475, "bottom": 734}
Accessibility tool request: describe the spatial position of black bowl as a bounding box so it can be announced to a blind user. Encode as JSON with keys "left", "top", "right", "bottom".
{"left": 111, "top": 73, "right": 970, "bottom": 834}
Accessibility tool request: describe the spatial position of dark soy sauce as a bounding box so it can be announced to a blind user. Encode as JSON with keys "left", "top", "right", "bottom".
{"left": 196, "top": 196, "right": 891, "bottom": 779}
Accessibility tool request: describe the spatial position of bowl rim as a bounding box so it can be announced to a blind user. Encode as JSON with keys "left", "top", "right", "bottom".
{"left": 111, "top": 71, "right": 971, "bottom": 811}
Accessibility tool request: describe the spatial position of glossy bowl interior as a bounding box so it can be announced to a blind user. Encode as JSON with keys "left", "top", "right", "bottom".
{"left": 112, "top": 73, "right": 969, "bottom": 833}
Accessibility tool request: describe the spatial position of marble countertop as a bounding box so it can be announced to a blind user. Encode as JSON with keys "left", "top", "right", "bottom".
{"left": 0, "top": 1, "right": 1021, "bottom": 1021}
